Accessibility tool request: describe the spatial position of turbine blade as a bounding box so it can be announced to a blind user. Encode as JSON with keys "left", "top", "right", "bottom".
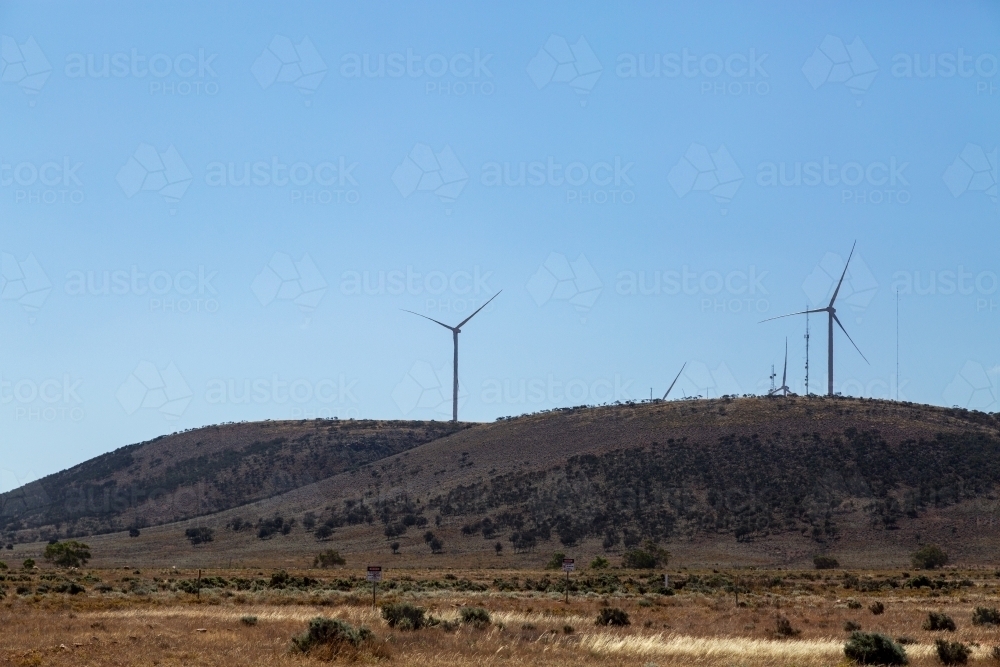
{"left": 782, "top": 337, "right": 788, "bottom": 386}
{"left": 832, "top": 312, "right": 869, "bottom": 364}
{"left": 456, "top": 290, "right": 501, "bottom": 329}
{"left": 402, "top": 309, "right": 456, "bottom": 331}
{"left": 829, "top": 241, "right": 857, "bottom": 307}
{"left": 662, "top": 362, "right": 686, "bottom": 400}
{"left": 759, "top": 308, "right": 826, "bottom": 324}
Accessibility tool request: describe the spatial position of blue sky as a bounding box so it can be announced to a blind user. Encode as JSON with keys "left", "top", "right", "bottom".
{"left": 1, "top": 1, "right": 998, "bottom": 491}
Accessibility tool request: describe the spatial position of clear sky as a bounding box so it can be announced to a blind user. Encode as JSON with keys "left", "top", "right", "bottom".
{"left": 1, "top": 1, "right": 998, "bottom": 491}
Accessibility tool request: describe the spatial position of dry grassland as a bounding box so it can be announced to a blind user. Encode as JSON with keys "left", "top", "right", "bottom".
{"left": 4, "top": 566, "right": 1000, "bottom": 666}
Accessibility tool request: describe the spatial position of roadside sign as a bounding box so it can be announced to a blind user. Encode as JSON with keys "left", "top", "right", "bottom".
{"left": 366, "top": 566, "right": 382, "bottom": 582}
{"left": 562, "top": 558, "right": 575, "bottom": 572}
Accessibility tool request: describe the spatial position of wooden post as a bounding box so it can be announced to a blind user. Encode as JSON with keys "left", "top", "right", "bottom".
{"left": 565, "top": 569, "right": 569, "bottom": 604}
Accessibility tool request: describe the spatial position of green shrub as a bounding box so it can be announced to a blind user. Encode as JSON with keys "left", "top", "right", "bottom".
{"left": 43, "top": 541, "right": 91, "bottom": 568}
{"left": 0, "top": 561, "right": 6, "bottom": 570}
{"left": 924, "top": 612, "right": 956, "bottom": 632}
{"left": 459, "top": 607, "right": 491, "bottom": 629}
{"left": 381, "top": 602, "right": 426, "bottom": 630}
{"left": 291, "top": 617, "right": 373, "bottom": 655}
{"left": 775, "top": 616, "right": 801, "bottom": 638}
{"left": 545, "top": 552, "right": 566, "bottom": 570}
{"left": 844, "top": 632, "right": 908, "bottom": 665}
{"left": 313, "top": 549, "right": 346, "bottom": 568}
{"left": 241, "top": 615, "right": 258, "bottom": 626}
{"left": 621, "top": 540, "right": 670, "bottom": 569}
{"left": 22, "top": 558, "right": 34, "bottom": 569}
{"left": 845, "top": 621, "right": 862, "bottom": 632}
{"left": 973, "top": 607, "right": 1000, "bottom": 626}
{"left": 590, "top": 556, "right": 610, "bottom": 569}
{"left": 814, "top": 555, "right": 840, "bottom": 569}
{"left": 595, "top": 608, "right": 630, "bottom": 627}
{"left": 870, "top": 601, "right": 885, "bottom": 615}
{"left": 935, "top": 639, "right": 971, "bottom": 665}
{"left": 848, "top": 599, "right": 864, "bottom": 610}
{"left": 185, "top": 527, "right": 214, "bottom": 546}
{"left": 911, "top": 545, "right": 948, "bottom": 570}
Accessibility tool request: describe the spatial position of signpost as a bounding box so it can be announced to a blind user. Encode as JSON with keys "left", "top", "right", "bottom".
{"left": 366, "top": 566, "right": 382, "bottom": 609}
{"left": 562, "top": 558, "right": 575, "bottom": 603}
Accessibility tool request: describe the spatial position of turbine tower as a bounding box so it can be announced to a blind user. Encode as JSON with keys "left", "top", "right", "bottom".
{"left": 769, "top": 338, "right": 791, "bottom": 396}
{"left": 662, "top": 362, "right": 686, "bottom": 400}
{"left": 761, "top": 242, "right": 868, "bottom": 396}
{"left": 403, "top": 291, "right": 501, "bottom": 422}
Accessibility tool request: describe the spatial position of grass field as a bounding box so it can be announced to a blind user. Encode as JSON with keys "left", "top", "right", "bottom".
{"left": 3, "top": 564, "right": 1000, "bottom": 666}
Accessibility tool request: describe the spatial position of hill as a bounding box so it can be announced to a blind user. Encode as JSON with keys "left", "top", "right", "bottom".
{"left": 4, "top": 397, "right": 1000, "bottom": 568}
{"left": 0, "top": 419, "right": 465, "bottom": 536}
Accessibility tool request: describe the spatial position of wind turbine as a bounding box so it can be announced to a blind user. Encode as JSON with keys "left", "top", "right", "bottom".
{"left": 662, "top": 363, "right": 686, "bottom": 400}
{"left": 402, "top": 291, "right": 501, "bottom": 422}
{"left": 761, "top": 242, "right": 869, "bottom": 397}
{"left": 768, "top": 338, "right": 791, "bottom": 396}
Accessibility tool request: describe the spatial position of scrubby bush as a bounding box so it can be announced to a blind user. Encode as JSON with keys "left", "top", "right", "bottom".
{"left": 43, "top": 541, "right": 91, "bottom": 567}
{"left": 848, "top": 599, "right": 864, "bottom": 610}
{"left": 912, "top": 545, "right": 948, "bottom": 570}
{"left": 775, "top": 616, "right": 801, "bottom": 638}
{"left": 595, "top": 608, "right": 630, "bottom": 627}
{"left": 391, "top": 542, "right": 400, "bottom": 554}
{"left": 924, "top": 612, "right": 956, "bottom": 632}
{"left": 185, "top": 527, "right": 214, "bottom": 545}
{"left": 844, "top": 632, "right": 908, "bottom": 665}
{"left": 128, "top": 527, "right": 140, "bottom": 538}
{"left": 313, "top": 549, "right": 346, "bottom": 568}
{"left": 291, "top": 617, "right": 373, "bottom": 657}
{"left": 590, "top": 556, "right": 610, "bottom": 569}
{"left": 814, "top": 555, "right": 840, "bottom": 569}
{"left": 382, "top": 603, "right": 426, "bottom": 630}
{"left": 844, "top": 632, "right": 909, "bottom": 665}
{"left": 935, "top": 639, "right": 971, "bottom": 665}
{"left": 241, "top": 615, "right": 258, "bottom": 626}
{"left": 845, "top": 621, "right": 863, "bottom": 632}
{"left": 621, "top": 540, "right": 670, "bottom": 569}
{"left": 257, "top": 516, "right": 294, "bottom": 539}
{"left": 973, "top": 607, "right": 1000, "bottom": 626}
{"left": 22, "top": 558, "right": 35, "bottom": 569}
{"left": 545, "top": 552, "right": 567, "bottom": 570}
{"left": 870, "top": 601, "right": 885, "bottom": 615}
{"left": 0, "top": 561, "right": 6, "bottom": 570}
{"left": 990, "top": 646, "right": 1000, "bottom": 662}
{"left": 459, "top": 607, "right": 491, "bottom": 629}
{"left": 302, "top": 512, "right": 317, "bottom": 531}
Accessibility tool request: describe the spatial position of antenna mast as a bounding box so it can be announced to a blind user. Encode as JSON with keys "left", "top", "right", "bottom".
{"left": 804, "top": 307, "right": 810, "bottom": 396}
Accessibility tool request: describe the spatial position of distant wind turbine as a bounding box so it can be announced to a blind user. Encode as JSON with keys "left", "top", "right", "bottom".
{"left": 768, "top": 338, "right": 791, "bottom": 396}
{"left": 662, "top": 362, "right": 686, "bottom": 400}
{"left": 761, "top": 242, "right": 868, "bottom": 396}
{"left": 403, "top": 291, "right": 501, "bottom": 422}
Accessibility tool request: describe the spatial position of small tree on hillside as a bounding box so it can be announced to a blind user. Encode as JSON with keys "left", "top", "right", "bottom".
{"left": 911, "top": 544, "right": 948, "bottom": 570}
{"left": 43, "top": 541, "right": 91, "bottom": 568}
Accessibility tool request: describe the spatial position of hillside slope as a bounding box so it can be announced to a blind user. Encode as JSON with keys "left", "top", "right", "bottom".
{"left": 5, "top": 397, "right": 1000, "bottom": 567}
{"left": 0, "top": 419, "right": 465, "bottom": 536}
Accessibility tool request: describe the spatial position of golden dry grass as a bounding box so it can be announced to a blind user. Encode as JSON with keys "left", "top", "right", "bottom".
{"left": 3, "top": 567, "right": 1000, "bottom": 666}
